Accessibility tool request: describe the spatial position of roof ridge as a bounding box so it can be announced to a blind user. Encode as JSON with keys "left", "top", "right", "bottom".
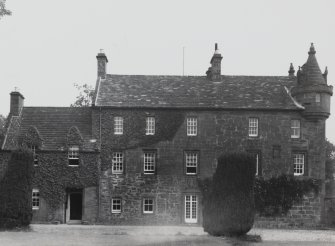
{"left": 107, "top": 74, "right": 294, "bottom": 78}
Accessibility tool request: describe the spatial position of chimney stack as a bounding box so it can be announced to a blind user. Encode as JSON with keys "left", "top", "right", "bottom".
{"left": 206, "top": 43, "right": 223, "bottom": 81}
{"left": 96, "top": 49, "right": 108, "bottom": 79}
{"left": 10, "top": 91, "right": 24, "bottom": 116}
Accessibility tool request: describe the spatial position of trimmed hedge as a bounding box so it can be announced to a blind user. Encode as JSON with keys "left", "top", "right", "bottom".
{"left": 0, "top": 148, "right": 34, "bottom": 229}
{"left": 200, "top": 153, "right": 256, "bottom": 236}
{"left": 254, "top": 175, "right": 320, "bottom": 216}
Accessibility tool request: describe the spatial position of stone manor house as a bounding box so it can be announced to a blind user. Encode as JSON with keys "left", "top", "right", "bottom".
{"left": 0, "top": 43, "right": 333, "bottom": 226}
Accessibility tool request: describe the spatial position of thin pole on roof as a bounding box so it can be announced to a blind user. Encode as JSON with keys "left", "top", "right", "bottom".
{"left": 182, "top": 46, "right": 185, "bottom": 76}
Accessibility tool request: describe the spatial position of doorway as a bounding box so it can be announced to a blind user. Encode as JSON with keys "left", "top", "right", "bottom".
{"left": 66, "top": 189, "right": 83, "bottom": 223}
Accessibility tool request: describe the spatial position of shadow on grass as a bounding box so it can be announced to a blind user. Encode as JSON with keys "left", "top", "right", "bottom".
{"left": 138, "top": 234, "right": 262, "bottom": 246}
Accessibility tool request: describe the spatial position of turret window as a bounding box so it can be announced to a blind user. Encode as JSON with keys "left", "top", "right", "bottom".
{"left": 315, "top": 93, "right": 321, "bottom": 103}
{"left": 291, "top": 120, "right": 301, "bottom": 139}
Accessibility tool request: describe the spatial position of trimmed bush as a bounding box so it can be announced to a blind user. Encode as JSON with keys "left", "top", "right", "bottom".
{"left": 0, "top": 148, "right": 34, "bottom": 229}
{"left": 200, "top": 152, "right": 256, "bottom": 236}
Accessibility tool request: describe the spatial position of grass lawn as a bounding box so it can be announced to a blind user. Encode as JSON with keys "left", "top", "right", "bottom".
{"left": 0, "top": 225, "right": 335, "bottom": 246}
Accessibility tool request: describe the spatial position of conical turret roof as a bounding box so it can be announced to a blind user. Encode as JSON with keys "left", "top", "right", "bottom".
{"left": 299, "top": 43, "right": 326, "bottom": 85}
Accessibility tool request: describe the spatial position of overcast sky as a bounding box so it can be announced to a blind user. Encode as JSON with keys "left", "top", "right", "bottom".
{"left": 1, "top": 0, "right": 334, "bottom": 142}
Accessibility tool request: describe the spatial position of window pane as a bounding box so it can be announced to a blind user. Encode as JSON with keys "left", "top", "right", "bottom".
{"left": 187, "top": 117, "right": 197, "bottom": 136}
{"left": 186, "top": 152, "right": 198, "bottom": 175}
{"left": 112, "top": 152, "right": 123, "bottom": 173}
{"left": 248, "top": 118, "right": 258, "bottom": 136}
{"left": 144, "top": 152, "right": 155, "bottom": 174}
{"left": 146, "top": 117, "right": 155, "bottom": 135}
{"left": 114, "top": 117, "right": 123, "bottom": 135}
{"left": 112, "top": 198, "right": 121, "bottom": 213}
{"left": 32, "top": 189, "right": 40, "bottom": 209}
{"left": 68, "top": 146, "right": 79, "bottom": 166}
{"left": 185, "top": 195, "right": 197, "bottom": 223}
{"left": 293, "top": 153, "right": 304, "bottom": 176}
{"left": 291, "top": 120, "right": 301, "bottom": 138}
{"left": 143, "top": 198, "right": 154, "bottom": 213}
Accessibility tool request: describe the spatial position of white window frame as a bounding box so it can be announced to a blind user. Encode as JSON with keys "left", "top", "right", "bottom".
{"left": 293, "top": 153, "right": 305, "bottom": 176}
{"left": 68, "top": 145, "right": 79, "bottom": 166}
{"left": 32, "top": 189, "right": 40, "bottom": 210}
{"left": 144, "top": 152, "right": 156, "bottom": 174}
{"left": 143, "top": 198, "right": 154, "bottom": 214}
{"left": 248, "top": 118, "right": 258, "bottom": 137}
{"left": 112, "top": 152, "right": 123, "bottom": 174}
{"left": 185, "top": 152, "right": 198, "bottom": 175}
{"left": 145, "top": 117, "right": 155, "bottom": 135}
{"left": 185, "top": 195, "right": 197, "bottom": 223}
{"left": 291, "top": 120, "right": 301, "bottom": 139}
{"left": 111, "top": 198, "right": 122, "bottom": 213}
{"left": 187, "top": 117, "right": 197, "bottom": 136}
{"left": 114, "top": 116, "right": 123, "bottom": 135}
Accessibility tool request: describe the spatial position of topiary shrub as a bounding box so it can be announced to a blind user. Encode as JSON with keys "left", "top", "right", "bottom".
{"left": 200, "top": 152, "right": 256, "bottom": 236}
{"left": 0, "top": 148, "right": 34, "bottom": 229}
{"left": 254, "top": 174, "right": 321, "bottom": 216}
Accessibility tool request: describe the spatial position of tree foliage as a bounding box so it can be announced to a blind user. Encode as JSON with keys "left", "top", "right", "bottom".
{"left": 0, "top": 0, "right": 11, "bottom": 19}
{"left": 0, "top": 114, "right": 6, "bottom": 146}
{"left": 0, "top": 148, "right": 34, "bottom": 229}
{"left": 200, "top": 153, "right": 256, "bottom": 237}
{"left": 71, "top": 83, "right": 94, "bottom": 107}
{"left": 326, "top": 139, "right": 335, "bottom": 161}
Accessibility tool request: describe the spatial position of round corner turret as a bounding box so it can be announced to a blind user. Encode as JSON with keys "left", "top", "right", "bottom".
{"left": 291, "top": 43, "right": 333, "bottom": 120}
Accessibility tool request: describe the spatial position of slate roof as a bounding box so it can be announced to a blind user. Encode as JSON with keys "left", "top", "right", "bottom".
{"left": 299, "top": 44, "right": 327, "bottom": 86}
{"left": 95, "top": 74, "right": 302, "bottom": 110}
{"left": 15, "top": 107, "right": 94, "bottom": 151}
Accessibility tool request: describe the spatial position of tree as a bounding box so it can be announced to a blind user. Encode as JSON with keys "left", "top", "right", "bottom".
{"left": 0, "top": 148, "right": 34, "bottom": 229}
{"left": 0, "top": 0, "right": 11, "bottom": 19}
{"left": 0, "top": 114, "right": 6, "bottom": 146}
{"left": 326, "top": 139, "right": 335, "bottom": 161}
{"left": 200, "top": 153, "right": 256, "bottom": 236}
{"left": 71, "top": 83, "right": 94, "bottom": 107}
{"left": 326, "top": 139, "right": 335, "bottom": 180}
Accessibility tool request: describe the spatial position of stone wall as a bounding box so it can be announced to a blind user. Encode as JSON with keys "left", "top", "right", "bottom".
{"left": 254, "top": 191, "right": 322, "bottom": 228}
{"left": 94, "top": 107, "right": 326, "bottom": 225}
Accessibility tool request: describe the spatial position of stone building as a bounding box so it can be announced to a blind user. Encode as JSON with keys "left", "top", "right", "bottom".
{"left": 0, "top": 43, "right": 333, "bottom": 226}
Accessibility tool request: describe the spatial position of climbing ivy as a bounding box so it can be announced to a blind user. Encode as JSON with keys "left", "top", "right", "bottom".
{"left": 33, "top": 152, "right": 98, "bottom": 211}
{"left": 254, "top": 174, "right": 321, "bottom": 216}
{"left": 105, "top": 110, "right": 185, "bottom": 149}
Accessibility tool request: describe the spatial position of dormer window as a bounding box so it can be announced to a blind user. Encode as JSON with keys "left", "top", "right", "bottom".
{"left": 68, "top": 146, "right": 79, "bottom": 166}
{"left": 31, "top": 145, "right": 39, "bottom": 166}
